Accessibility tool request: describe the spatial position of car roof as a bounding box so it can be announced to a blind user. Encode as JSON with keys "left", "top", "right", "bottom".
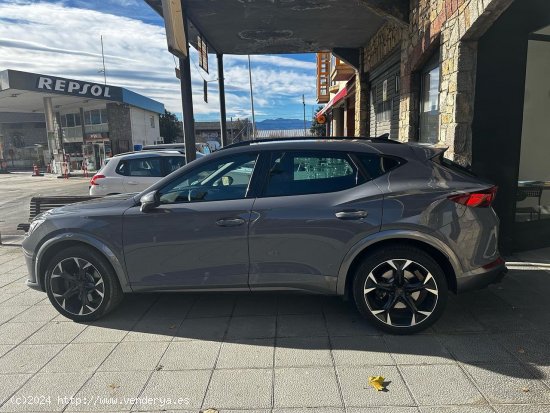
{"left": 111, "top": 150, "right": 185, "bottom": 160}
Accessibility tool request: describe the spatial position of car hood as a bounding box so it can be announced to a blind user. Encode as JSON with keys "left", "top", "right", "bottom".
{"left": 45, "top": 193, "right": 138, "bottom": 217}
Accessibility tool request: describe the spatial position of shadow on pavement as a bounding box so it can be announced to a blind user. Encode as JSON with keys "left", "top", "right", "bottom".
{"left": 81, "top": 267, "right": 550, "bottom": 380}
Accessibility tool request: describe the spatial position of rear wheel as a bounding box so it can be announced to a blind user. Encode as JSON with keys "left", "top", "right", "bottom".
{"left": 352, "top": 246, "right": 448, "bottom": 334}
{"left": 45, "top": 246, "right": 123, "bottom": 322}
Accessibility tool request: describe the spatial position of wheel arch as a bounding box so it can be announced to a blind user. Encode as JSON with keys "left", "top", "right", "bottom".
{"left": 35, "top": 234, "right": 131, "bottom": 293}
{"left": 337, "top": 230, "right": 461, "bottom": 297}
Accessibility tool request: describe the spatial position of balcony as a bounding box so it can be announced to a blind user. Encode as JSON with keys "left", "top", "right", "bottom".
{"left": 331, "top": 58, "right": 355, "bottom": 82}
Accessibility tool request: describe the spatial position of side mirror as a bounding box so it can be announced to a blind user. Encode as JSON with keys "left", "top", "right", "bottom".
{"left": 140, "top": 191, "right": 160, "bottom": 212}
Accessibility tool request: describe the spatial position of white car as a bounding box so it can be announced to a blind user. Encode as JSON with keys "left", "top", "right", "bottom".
{"left": 89, "top": 151, "right": 196, "bottom": 196}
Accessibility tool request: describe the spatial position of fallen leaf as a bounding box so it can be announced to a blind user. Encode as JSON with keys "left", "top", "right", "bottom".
{"left": 169, "top": 324, "right": 176, "bottom": 330}
{"left": 201, "top": 409, "right": 219, "bottom": 413}
{"left": 517, "top": 347, "right": 525, "bottom": 354}
{"left": 108, "top": 383, "right": 120, "bottom": 390}
{"left": 155, "top": 364, "right": 164, "bottom": 371}
{"left": 521, "top": 387, "right": 530, "bottom": 393}
{"left": 368, "top": 376, "right": 386, "bottom": 391}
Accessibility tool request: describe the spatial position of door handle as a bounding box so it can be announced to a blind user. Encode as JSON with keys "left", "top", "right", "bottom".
{"left": 335, "top": 210, "right": 368, "bottom": 220}
{"left": 216, "top": 217, "right": 245, "bottom": 227}
{"left": 127, "top": 181, "right": 139, "bottom": 185}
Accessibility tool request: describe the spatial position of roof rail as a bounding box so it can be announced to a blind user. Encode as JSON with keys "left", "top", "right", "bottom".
{"left": 221, "top": 135, "right": 401, "bottom": 150}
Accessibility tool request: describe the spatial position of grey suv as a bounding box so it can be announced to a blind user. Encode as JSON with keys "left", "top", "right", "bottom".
{"left": 22, "top": 138, "right": 506, "bottom": 334}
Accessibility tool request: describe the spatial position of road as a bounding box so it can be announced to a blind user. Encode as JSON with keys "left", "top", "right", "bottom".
{"left": 0, "top": 172, "right": 90, "bottom": 235}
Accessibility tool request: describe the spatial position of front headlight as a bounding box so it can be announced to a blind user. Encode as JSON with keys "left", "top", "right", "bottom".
{"left": 27, "top": 215, "right": 46, "bottom": 235}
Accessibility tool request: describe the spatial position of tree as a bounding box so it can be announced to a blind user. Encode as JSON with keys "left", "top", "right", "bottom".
{"left": 310, "top": 106, "right": 327, "bottom": 137}
{"left": 159, "top": 110, "right": 182, "bottom": 144}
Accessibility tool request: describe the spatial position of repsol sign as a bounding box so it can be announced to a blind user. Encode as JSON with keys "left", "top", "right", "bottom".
{"left": 36, "top": 76, "right": 118, "bottom": 99}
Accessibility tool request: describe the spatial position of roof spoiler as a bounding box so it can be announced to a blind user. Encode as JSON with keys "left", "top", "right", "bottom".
{"left": 409, "top": 144, "right": 448, "bottom": 161}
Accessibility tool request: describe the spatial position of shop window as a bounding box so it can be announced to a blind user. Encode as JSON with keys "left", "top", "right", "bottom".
{"left": 419, "top": 53, "right": 440, "bottom": 144}
{"left": 150, "top": 116, "right": 155, "bottom": 128}
{"left": 516, "top": 29, "right": 550, "bottom": 223}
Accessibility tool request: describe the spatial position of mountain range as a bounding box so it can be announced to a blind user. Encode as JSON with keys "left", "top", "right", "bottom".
{"left": 256, "top": 118, "right": 312, "bottom": 130}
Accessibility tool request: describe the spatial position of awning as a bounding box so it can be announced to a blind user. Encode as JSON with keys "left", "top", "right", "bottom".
{"left": 316, "top": 87, "right": 347, "bottom": 119}
{"left": 145, "top": 0, "right": 408, "bottom": 55}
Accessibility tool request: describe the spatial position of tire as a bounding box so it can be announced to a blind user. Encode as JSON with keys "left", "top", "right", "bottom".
{"left": 44, "top": 245, "right": 123, "bottom": 322}
{"left": 352, "top": 246, "right": 448, "bottom": 334}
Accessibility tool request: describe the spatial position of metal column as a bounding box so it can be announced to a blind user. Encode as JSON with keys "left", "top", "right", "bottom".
{"left": 178, "top": 13, "right": 196, "bottom": 163}
{"left": 217, "top": 53, "right": 228, "bottom": 147}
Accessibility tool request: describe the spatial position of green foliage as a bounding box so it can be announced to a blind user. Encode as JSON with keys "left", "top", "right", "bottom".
{"left": 159, "top": 110, "right": 182, "bottom": 144}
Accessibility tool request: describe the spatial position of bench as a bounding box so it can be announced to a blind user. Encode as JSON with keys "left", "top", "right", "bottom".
{"left": 17, "top": 196, "right": 99, "bottom": 232}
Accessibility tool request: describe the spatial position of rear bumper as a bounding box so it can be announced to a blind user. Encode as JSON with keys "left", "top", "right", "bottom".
{"left": 456, "top": 263, "right": 507, "bottom": 293}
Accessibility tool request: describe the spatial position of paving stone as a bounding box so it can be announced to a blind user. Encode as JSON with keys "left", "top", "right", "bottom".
{"left": 137, "top": 370, "right": 210, "bottom": 411}
{"left": 277, "top": 314, "right": 328, "bottom": 338}
{"left": 0, "top": 306, "right": 30, "bottom": 324}
{"left": 275, "top": 336, "right": 332, "bottom": 367}
{"left": 401, "top": 364, "right": 485, "bottom": 405}
{"left": 493, "top": 405, "right": 550, "bottom": 413}
{"left": 0, "top": 322, "right": 46, "bottom": 345}
{"left": 8, "top": 304, "right": 59, "bottom": 323}
{"left": 174, "top": 317, "right": 230, "bottom": 341}
{"left": 348, "top": 408, "right": 419, "bottom": 413}
{"left": 420, "top": 407, "right": 495, "bottom": 413}
{"left": 277, "top": 294, "right": 324, "bottom": 315}
{"left": 24, "top": 321, "right": 86, "bottom": 344}
{"left": 97, "top": 341, "right": 168, "bottom": 371}
{"left": 493, "top": 332, "right": 550, "bottom": 364}
{"left": 0, "top": 344, "right": 64, "bottom": 374}
{"left": 274, "top": 409, "right": 345, "bottom": 413}
{"left": 42, "top": 343, "right": 117, "bottom": 373}
{"left": 226, "top": 315, "right": 276, "bottom": 339}
{"left": 73, "top": 325, "right": 128, "bottom": 343}
{"left": 122, "top": 319, "right": 180, "bottom": 342}
{"left": 140, "top": 295, "right": 194, "bottom": 321}
{"left": 463, "top": 363, "right": 550, "bottom": 404}
{"left": 384, "top": 335, "right": 455, "bottom": 365}
{"left": 473, "top": 308, "right": 538, "bottom": 333}
{"left": 321, "top": 297, "right": 352, "bottom": 314}
{"left": 203, "top": 368, "right": 272, "bottom": 409}
{"left": 186, "top": 295, "right": 235, "bottom": 318}
{"left": 274, "top": 367, "right": 342, "bottom": 408}
{"left": 66, "top": 370, "right": 151, "bottom": 411}
{"left": 324, "top": 312, "right": 381, "bottom": 337}
{"left": 432, "top": 307, "right": 486, "bottom": 333}
{"left": 439, "top": 334, "right": 515, "bottom": 363}
{"left": 0, "top": 345, "right": 13, "bottom": 358}
{"left": 1, "top": 290, "right": 47, "bottom": 306}
{"left": 331, "top": 335, "right": 395, "bottom": 366}
{"left": 337, "top": 365, "right": 415, "bottom": 407}
{"left": 232, "top": 294, "right": 278, "bottom": 316}
{"left": 159, "top": 340, "right": 220, "bottom": 370}
{"left": 216, "top": 338, "right": 274, "bottom": 369}
{"left": 0, "top": 374, "right": 32, "bottom": 406}
{"left": 2, "top": 372, "right": 90, "bottom": 412}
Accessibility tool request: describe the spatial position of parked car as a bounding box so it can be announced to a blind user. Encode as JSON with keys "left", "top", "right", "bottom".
{"left": 89, "top": 150, "right": 203, "bottom": 196}
{"left": 23, "top": 138, "right": 506, "bottom": 334}
{"left": 142, "top": 143, "right": 212, "bottom": 154}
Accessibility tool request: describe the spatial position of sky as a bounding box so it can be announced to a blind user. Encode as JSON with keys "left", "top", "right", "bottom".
{"left": 0, "top": 0, "right": 319, "bottom": 122}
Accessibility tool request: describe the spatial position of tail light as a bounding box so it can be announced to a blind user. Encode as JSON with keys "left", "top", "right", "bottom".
{"left": 90, "top": 174, "right": 105, "bottom": 186}
{"left": 448, "top": 186, "right": 497, "bottom": 208}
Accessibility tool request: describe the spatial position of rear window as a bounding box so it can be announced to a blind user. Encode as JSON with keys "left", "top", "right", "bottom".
{"left": 355, "top": 153, "right": 403, "bottom": 179}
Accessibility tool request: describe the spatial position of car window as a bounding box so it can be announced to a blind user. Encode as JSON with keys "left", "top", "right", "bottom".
{"left": 355, "top": 153, "right": 403, "bottom": 179}
{"left": 163, "top": 156, "right": 186, "bottom": 175}
{"left": 263, "top": 151, "right": 363, "bottom": 197}
{"left": 159, "top": 153, "right": 258, "bottom": 204}
{"left": 127, "top": 157, "right": 163, "bottom": 177}
{"left": 115, "top": 160, "right": 127, "bottom": 176}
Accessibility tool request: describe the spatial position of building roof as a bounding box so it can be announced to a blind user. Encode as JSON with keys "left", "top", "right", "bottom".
{"left": 255, "top": 129, "right": 314, "bottom": 138}
{"left": 0, "top": 69, "right": 164, "bottom": 114}
{"left": 194, "top": 121, "right": 240, "bottom": 131}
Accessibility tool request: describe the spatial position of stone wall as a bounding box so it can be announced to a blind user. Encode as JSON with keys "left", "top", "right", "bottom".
{"left": 357, "top": 0, "right": 514, "bottom": 164}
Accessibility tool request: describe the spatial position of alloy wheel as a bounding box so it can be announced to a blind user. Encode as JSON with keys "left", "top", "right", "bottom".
{"left": 363, "top": 258, "right": 439, "bottom": 328}
{"left": 49, "top": 257, "right": 105, "bottom": 316}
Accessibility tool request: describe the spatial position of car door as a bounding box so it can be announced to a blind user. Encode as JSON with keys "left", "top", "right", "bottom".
{"left": 122, "top": 156, "right": 163, "bottom": 192}
{"left": 122, "top": 151, "right": 259, "bottom": 290}
{"left": 248, "top": 150, "right": 384, "bottom": 294}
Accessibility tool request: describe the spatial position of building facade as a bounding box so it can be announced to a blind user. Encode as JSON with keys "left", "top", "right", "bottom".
{"left": 316, "top": 0, "right": 550, "bottom": 252}
{"left": 0, "top": 70, "right": 164, "bottom": 172}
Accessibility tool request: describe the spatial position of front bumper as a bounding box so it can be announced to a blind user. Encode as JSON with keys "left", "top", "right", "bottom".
{"left": 23, "top": 246, "right": 44, "bottom": 292}
{"left": 456, "top": 263, "right": 507, "bottom": 293}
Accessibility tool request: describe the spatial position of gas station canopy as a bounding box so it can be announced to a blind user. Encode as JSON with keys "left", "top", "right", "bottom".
{"left": 145, "top": 0, "right": 408, "bottom": 55}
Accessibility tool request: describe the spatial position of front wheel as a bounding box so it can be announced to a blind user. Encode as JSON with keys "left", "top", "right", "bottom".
{"left": 352, "top": 246, "right": 448, "bottom": 334}
{"left": 45, "top": 246, "right": 123, "bottom": 322}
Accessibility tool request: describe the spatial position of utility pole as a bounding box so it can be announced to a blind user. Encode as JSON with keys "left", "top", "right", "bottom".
{"left": 248, "top": 55, "right": 256, "bottom": 140}
{"left": 100, "top": 35, "right": 107, "bottom": 85}
{"left": 302, "top": 94, "right": 307, "bottom": 136}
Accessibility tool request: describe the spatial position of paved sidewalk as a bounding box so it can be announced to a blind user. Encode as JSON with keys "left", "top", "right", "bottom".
{"left": 0, "top": 243, "right": 549, "bottom": 412}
